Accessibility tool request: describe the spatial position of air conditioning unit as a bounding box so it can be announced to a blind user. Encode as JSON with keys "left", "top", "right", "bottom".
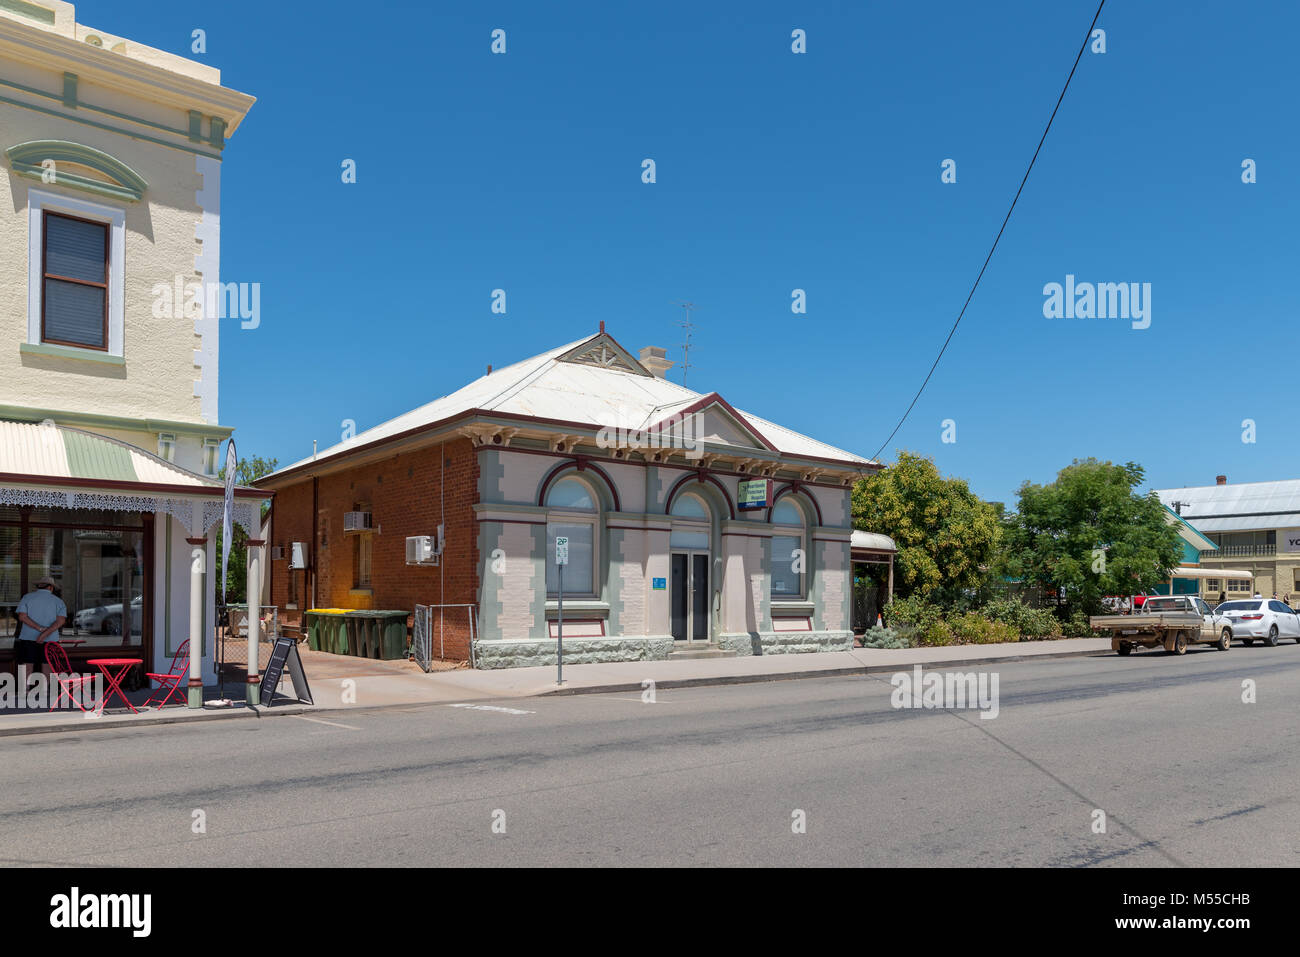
{"left": 406, "top": 526, "right": 444, "bottom": 566}
{"left": 344, "top": 511, "right": 375, "bottom": 532}
{"left": 270, "top": 545, "right": 285, "bottom": 561}
{"left": 289, "top": 542, "right": 310, "bottom": 570}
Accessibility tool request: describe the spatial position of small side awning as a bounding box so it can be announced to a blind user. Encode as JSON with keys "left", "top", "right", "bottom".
{"left": 1172, "top": 566, "right": 1253, "bottom": 581}
{"left": 851, "top": 530, "right": 896, "bottom": 561}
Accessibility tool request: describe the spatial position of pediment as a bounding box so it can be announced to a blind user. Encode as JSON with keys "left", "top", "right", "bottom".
{"left": 557, "top": 334, "right": 650, "bottom": 376}
{"left": 6, "top": 140, "right": 148, "bottom": 202}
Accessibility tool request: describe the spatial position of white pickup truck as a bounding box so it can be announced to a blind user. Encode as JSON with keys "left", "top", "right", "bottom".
{"left": 1089, "top": 595, "right": 1234, "bottom": 656}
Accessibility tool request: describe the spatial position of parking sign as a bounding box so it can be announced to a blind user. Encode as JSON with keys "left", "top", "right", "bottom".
{"left": 555, "top": 536, "right": 569, "bottom": 566}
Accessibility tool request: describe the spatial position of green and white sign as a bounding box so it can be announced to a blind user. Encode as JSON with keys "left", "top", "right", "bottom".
{"left": 738, "top": 478, "right": 773, "bottom": 511}
{"left": 555, "top": 535, "right": 569, "bottom": 566}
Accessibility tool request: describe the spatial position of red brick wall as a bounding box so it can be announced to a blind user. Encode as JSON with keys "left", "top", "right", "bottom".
{"left": 268, "top": 438, "right": 480, "bottom": 661}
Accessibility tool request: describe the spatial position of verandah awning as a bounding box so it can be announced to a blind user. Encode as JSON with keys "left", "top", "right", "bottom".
{"left": 0, "top": 419, "right": 262, "bottom": 536}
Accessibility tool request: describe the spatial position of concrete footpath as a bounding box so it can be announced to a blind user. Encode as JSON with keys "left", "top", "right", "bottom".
{"left": 0, "top": 638, "right": 1113, "bottom": 736}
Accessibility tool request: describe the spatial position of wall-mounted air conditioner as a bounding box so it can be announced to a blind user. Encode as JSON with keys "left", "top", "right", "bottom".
{"left": 406, "top": 525, "right": 444, "bottom": 566}
{"left": 344, "top": 511, "right": 375, "bottom": 532}
{"left": 289, "top": 542, "right": 310, "bottom": 569}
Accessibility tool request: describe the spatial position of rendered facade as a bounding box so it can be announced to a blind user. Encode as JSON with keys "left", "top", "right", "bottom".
{"left": 0, "top": 1, "right": 259, "bottom": 693}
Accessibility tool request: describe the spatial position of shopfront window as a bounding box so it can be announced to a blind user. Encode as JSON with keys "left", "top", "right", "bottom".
{"left": 0, "top": 507, "right": 148, "bottom": 656}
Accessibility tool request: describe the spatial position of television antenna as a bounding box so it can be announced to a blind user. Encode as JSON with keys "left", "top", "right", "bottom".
{"left": 672, "top": 301, "right": 695, "bottom": 386}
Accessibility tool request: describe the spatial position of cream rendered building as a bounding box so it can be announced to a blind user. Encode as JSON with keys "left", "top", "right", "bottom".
{"left": 0, "top": 1, "right": 261, "bottom": 702}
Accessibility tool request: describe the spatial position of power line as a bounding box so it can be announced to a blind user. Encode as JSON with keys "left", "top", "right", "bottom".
{"left": 870, "top": 0, "right": 1105, "bottom": 464}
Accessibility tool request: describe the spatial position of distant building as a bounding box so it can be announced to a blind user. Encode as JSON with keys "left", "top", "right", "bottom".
{"left": 258, "top": 329, "right": 881, "bottom": 668}
{"left": 1155, "top": 475, "right": 1300, "bottom": 599}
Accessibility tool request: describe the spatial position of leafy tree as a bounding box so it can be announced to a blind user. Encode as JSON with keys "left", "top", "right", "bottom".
{"left": 1003, "top": 459, "right": 1182, "bottom": 616}
{"left": 214, "top": 455, "right": 277, "bottom": 605}
{"left": 852, "top": 451, "right": 1003, "bottom": 605}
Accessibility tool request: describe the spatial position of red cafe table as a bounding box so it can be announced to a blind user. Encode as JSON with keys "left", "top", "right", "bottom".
{"left": 87, "top": 658, "right": 143, "bottom": 713}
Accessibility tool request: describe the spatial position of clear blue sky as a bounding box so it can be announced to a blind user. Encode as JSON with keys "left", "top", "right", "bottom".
{"left": 83, "top": 0, "right": 1298, "bottom": 506}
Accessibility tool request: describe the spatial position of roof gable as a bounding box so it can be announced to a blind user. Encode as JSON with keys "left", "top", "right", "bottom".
{"left": 556, "top": 334, "right": 651, "bottom": 376}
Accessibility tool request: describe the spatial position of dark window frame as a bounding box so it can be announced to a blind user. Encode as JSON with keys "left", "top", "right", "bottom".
{"left": 41, "top": 209, "right": 110, "bottom": 352}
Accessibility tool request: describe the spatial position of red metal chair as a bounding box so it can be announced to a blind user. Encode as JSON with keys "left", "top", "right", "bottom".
{"left": 44, "top": 641, "right": 97, "bottom": 712}
{"left": 143, "top": 640, "right": 190, "bottom": 709}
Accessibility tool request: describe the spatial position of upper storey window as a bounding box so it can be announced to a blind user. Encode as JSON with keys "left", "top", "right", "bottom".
{"left": 42, "top": 211, "right": 109, "bottom": 350}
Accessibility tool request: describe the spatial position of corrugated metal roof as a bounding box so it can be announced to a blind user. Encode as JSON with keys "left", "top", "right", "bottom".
{"left": 270, "top": 332, "right": 875, "bottom": 478}
{"left": 1156, "top": 481, "right": 1300, "bottom": 532}
{"left": 0, "top": 419, "right": 223, "bottom": 489}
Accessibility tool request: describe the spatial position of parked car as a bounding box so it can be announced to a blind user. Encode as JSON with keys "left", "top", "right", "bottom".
{"left": 1090, "top": 595, "right": 1232, "bottom": 655}
{"left": 1215, "top": 599, "right": 1300, "bottom": 647}
{"left": 73, "top": 596, "right": 142, "bottom": 635}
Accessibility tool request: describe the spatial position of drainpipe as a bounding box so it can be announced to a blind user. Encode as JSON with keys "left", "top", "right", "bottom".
{"left": 311, "top": 476, "right": 319, "bottom": 610}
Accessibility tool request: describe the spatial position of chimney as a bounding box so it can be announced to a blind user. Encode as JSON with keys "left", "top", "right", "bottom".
{"left": 639, "top": 346, "right": 674, "bottom": 379}
{"left": 486, "top": 364, "right": 493, "bottom": 375}
{"left": 1216, "top": 475, "right": 1227, "bottom": 486}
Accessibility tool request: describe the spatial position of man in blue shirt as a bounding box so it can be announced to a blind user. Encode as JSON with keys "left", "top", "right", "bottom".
{"left": 15, "top": 576, "right": 67, "bottom": 682}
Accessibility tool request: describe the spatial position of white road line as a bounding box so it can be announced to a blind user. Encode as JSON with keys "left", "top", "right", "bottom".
{"left": 291, "top": 715, "right": 361, "bottom": 730}
{"left": 448, "top": 703, "right": 535, "bottom": 715}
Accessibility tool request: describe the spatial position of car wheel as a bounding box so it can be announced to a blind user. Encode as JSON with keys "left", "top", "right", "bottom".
{"left": 1169, "top": 631, "right": 1189, "bottom": 655}
{"left": 1117, "top": 642, "right": 1132, "bottom": 656}
{"left": 102, "top": 616, "right": 121, "bottom": 635}
{"left": 1267, "top": 626, "right": 1279, "bottom": 647}
{"left": 1218, "top": 628, "right": 1232, "bottom": 651}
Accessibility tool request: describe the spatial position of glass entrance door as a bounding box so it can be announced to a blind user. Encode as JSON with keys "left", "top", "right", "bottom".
{"left": 671, "top": 551, "right": 709, "bottom": 642}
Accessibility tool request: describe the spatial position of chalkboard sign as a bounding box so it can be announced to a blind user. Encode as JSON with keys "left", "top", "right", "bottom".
{"left": 259, "top": 636, "right": 313, "bottom": 707}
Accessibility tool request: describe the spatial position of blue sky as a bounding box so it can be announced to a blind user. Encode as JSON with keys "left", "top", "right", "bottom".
{"left": 83, "top": 0, "right": 1298, "bottom": 506}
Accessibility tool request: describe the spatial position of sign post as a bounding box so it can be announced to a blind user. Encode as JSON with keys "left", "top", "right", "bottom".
{"left": 555, "top": 536, "right": 568, "bottom": 685}
{"left": 219, "top": 439, "right": 237, "bottom": 701}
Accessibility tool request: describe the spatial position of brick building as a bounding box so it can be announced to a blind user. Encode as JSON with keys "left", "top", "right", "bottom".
{"left": 257, "top": 329, "right": 879, "bottom": 668}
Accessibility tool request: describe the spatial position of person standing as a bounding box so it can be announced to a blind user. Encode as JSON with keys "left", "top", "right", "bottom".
{"left": 15, "top": 576, "right": 66, "bottom": 686}
{"left": 1217, "top": 590, "right": 1226, "bottom": 606}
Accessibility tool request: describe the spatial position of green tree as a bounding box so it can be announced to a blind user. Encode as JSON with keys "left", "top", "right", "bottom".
{"left": 214, "top": 455, "right": 277, "bottom": 605}
{"left": 851, "top": 451, "right": 1003, "bottom": 605}
{"left": 1004, "top": 458, "right": 1182, "bottom": 616}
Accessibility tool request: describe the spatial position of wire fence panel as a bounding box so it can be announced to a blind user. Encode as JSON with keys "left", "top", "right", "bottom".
{"left": 412, "top": 604, "right": 433, "bottom": 673}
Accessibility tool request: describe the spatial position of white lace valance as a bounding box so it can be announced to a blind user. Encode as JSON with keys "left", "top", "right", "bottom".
{"left": 0, "top": 486, "right": 260, "bottom": 537}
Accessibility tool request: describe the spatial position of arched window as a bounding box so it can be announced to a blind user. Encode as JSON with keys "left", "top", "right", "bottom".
{"left": 670, "top": 492, "right": 711, "bottom": 550}
{"left": 771, "top": 498, "right": 806, "bottom": 599}
{"left": 546, "top": 476, "right": 598, "bottom": 596}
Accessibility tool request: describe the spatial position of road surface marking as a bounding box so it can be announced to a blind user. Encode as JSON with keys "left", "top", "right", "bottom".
{"left": 448, "top": 703, "right": 535, "bottom": 715}
{"left": 291, "top": 715, "right": 361, "bottom": 730}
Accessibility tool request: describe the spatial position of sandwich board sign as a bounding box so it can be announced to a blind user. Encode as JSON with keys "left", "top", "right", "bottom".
{"left": 258, "top": 636, "right": 313, "bottom": 706}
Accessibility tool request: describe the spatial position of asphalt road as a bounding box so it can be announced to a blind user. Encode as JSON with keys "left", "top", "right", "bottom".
{"left": 3, "top": 643, "right": 1299, "bottom": 867}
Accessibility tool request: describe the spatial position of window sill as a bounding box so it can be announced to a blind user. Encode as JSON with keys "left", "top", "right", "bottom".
{"left": 21, "top": 342, "right": 123, "bottom": 365}
{"left": 348, "top": 588, "right": 373, "bottom": 598}
{"left": 771, "top": 599, "right": 814, "bottom": 614}
{"left": 544, "top": 600, "right": 608, "bottom": 619}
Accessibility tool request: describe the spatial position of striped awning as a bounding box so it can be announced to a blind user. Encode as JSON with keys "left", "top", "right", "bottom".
{"left": 0, "top": 419, "right": 264, "bottom": 536}
{"left": 0, "top": 419, "right": 222, "bottom": 489}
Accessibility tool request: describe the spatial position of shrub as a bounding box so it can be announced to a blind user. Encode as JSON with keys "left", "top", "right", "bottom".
{"left": 883, "top": 596, "right": 953, "bottom": 646}
{"left": 979, "top": 598, "right": 1062, "bottom": 640}
{"left": 949, "top": 611, "right": 1019, "bottom": 645}
{"left": 1062, "top": 608, "right": 1092, "bottom": 637}
{"left": 858, "top": 626, "right": 914, "bottom": 650}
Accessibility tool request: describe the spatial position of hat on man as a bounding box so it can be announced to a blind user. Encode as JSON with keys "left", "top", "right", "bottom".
{"left": 34, "top": 576, "right": 56, "bottom": 588}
